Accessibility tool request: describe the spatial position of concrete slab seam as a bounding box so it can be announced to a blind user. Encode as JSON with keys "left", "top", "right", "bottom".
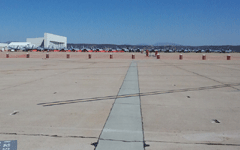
{"left": 95, "top": 61, "right": 145, "bottom": 150}
{"left": 93, "top": 61, "right": 132, "bottom": 149}
{"left": 137, "top": 62, "right": 147, "bottom": 150}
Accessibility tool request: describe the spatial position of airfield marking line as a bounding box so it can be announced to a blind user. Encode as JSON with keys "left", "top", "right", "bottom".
{"left": 95, "top": 61, "right": 144, "bottom": 150}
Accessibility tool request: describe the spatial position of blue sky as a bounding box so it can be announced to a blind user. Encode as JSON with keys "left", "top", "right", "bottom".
{"left": 0, "top": 0, "right": 239, "bottom": 46}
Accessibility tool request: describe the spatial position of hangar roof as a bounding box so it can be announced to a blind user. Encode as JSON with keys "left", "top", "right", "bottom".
{"left": 0, "top": 43, "right": 8, "bottom": 47}
{"left": 9, "top": 42, "right": 31, "bottom": 46}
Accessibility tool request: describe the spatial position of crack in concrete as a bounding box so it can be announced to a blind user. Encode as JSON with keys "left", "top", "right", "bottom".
{"left": 178, "top": 67, "right": 240, "bottom": 91}
{"left": 0, "top": 132, "right": 97, "bottom": 139}
{"left": 161, "top": 60, "right": 240, "bottom": 91}
{"left": 38, "top": 82, "right": 240, "bottom": 106}
{"left": 146, "top": 140, "right": 240, "bottom": 147}
{"left": 1, "top": 132, "right": 239, "bottom": 147}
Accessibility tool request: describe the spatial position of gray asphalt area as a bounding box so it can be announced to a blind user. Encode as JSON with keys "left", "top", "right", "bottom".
{"left": 0, "top": 56, "right": 240, "bottom": 150}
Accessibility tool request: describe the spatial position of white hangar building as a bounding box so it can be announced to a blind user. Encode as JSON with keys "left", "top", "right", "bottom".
{"left": 0, "top": 43, "right": 9, "bottom": 51}
{"left": 27, "top": 33, "right": 67, "bottom": 48}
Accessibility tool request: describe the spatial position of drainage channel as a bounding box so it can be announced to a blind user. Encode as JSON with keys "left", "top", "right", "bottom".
{"left": 94, "top": 61, "right": 144, "bottom": 150}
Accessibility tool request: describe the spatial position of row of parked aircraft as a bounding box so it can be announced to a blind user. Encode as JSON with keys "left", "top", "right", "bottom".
{"left": 6, "top": 45, "right": 233, "bottom": 53}
{"left": 149, "top": 48, "right": 233, "bottom": 53}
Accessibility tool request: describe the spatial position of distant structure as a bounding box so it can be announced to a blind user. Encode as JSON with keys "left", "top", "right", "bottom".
{"left": 27, "top": 33, "right": 67, "bottom": 48}
{"left": 0, "top": 43, "right": 8, "bottom": 51}
{"left": 9, "top": 42, "right": 32, "bottom": 46}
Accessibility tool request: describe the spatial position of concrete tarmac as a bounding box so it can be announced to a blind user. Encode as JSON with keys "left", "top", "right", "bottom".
{"left": 139, "top": 59, "right": 240, "bottom": 150}
{"left": 0, "top": 57, "right": 240, "bottom": 150}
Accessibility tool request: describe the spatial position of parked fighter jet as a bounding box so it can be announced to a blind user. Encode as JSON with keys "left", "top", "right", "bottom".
{"left": 221, "top": 49, "right": 232, "bottom": 53}
{"left": 177, "top": 49, "right": 184, "bottom": 53}
{"left": 98, "top": 48, "right": 106, "bottom": 52}
{"left": 59, "top": 47, "right": 68, "bottom": 52}
{"left": 116, "top": 47, "right": 122, "bottom": 52}
{"left": 7, "top": 45, "right": 18, "bottom": 51}
{"left": 164, "top": 49, "right": 173, "bottom": 53}
{"left": 107, "top": 47, "right": 113, "bottom": 52}
{"left": 91, "top": 46, "right": 97, "bottom": 52}
{"left": 82, "top": 46, "right": 92, "bottom": 52}
{"left": 44, "top": 45, "right": 54, "bottom": 52}
{"left": 69, "top": 46, "right": 79, "bottom": 52}
{"left": 7, "top": 45, "right": 25, "bottom": 52}
{"left": 205, "top": 49, "right": 214, "bottom": 53}
{"left": 196, "top": 49, "right": 205, "bottom": 53}
{"left": 31, "top": 45, "right": 44, "bottom": 51}
{"left": 122, "top": 48, "right": 129, "bottom": 52}
{"left": 225, "top": 49, "right": 232, "bottom": 53}
{"left": 134, "top": 48, "right": 141, "bottom": 52}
